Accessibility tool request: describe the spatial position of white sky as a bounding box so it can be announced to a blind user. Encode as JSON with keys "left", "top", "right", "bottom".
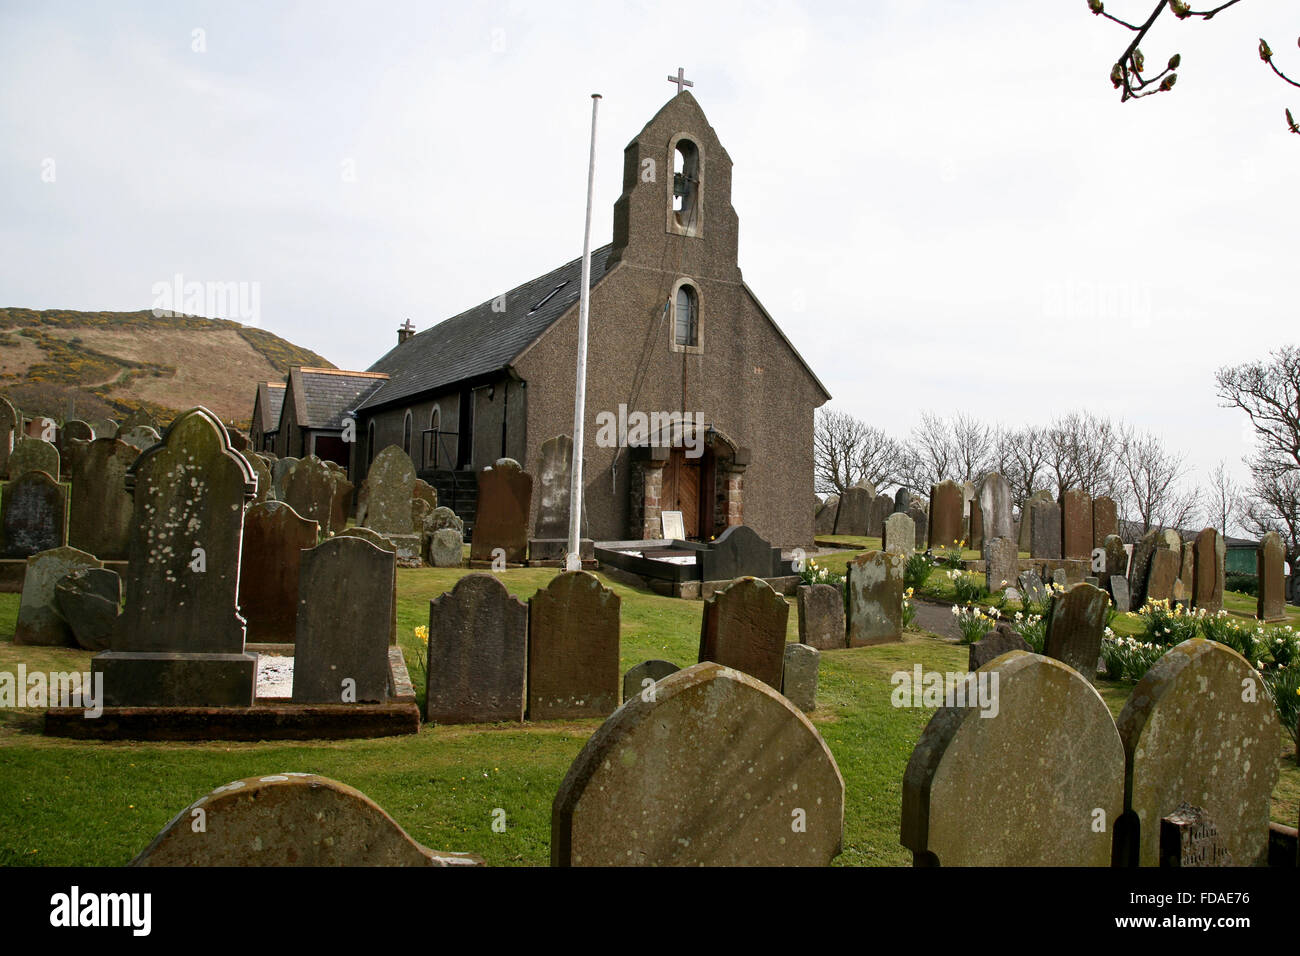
{"left": 2, "top": 1, "right": 1297, "bottom": 493}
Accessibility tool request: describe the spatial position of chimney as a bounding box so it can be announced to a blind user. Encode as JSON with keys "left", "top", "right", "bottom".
{"left": 397, "top": 318, "right": 416, "bottom": 345}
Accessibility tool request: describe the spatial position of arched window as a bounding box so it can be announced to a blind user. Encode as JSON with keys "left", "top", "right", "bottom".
{"left": 402, "top": 410, "right": 413, "bottom": 455}
{"left": 672, "top": 139, "right": 699, "bottom": 227}
{"left": 673, "top": 282, "right": 699, "bottom": 349}
{"left": 429, "top": 405, "right": 440, "bottom": 431}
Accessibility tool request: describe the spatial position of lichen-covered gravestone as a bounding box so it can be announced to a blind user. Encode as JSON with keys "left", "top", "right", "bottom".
{"left": 292, "top": 536, "right": 394, "bottom": 704}
{"left": 846, "top": 550, "right": 905, "bottom": 647}
{"left": 1029, "top": 498, "right": 1062, "bottom": 560}
{"left": 238, "top": 501, "right": 319, "bottom": 644}
{"left": 1116, "top": 639, "right": 1280, "bottom": 867}
{"left": 426, "top": 527, "right": 463, "bottom": 568}
{"left": 882, "top": 511, "right": 915, "bottom": 556}
{"left": 327, "top": 470, "right": 354, "bottom": 535}
{"left": 68, "top": 438, "right": 138, "bottom": 561}
{"left": 91, "top": 407, "right": 258, "bottom": 706}
{"left": 248, "top": 452, "right": 272, "bottom": 504}
{"left": 332, "top": 527, "right": 397, "bottom": 644}
{"left": 1092, "top": 496, "right": 1118, "bottom": 548}
{"left": 281, "top": 456, "right": 335, "bottom": 533}
{"left": 983, "top": 535, "right": 1017, "bottom": 595}
{"left": 271, "top": 456, "right": 298, "bottom": 500}
{"left": 1192, "top": 527, "right": 1225, "bottom": 613}
{"left": 901, "top": 651, "right": 1124, "bottom": 865}
{"left": 797, "top": 583, "right": 846, "bottom": 650}
{"left": 13, "top": 546, "right": 103, "bottom": 646}
{"left": 360, "top": 445, "right": 416, "bottom": 535}
{"left": 1042, "top": 582, "right": 1110, "bottom": 682}
{"left": 0, "top": 470, "right": 67, "bottom": 558}
{"left": 1128, "top": 529, "right": 1162, "bottom": 610}
{"left": 697, "top": 576, "right": 789, "bottom": 688}
{"left": 532, "top": 434, "right": 574, "bottom": 540}
{"left": 117, "top": 425, "right": 160, "bottom": 452}
{"left": 781, "top": 642, "right": 819, "bottom": 712}
{"left": 132, "top": 774, "right": 482, "bottom": 867}
{"left": 528, "top": 571, "right": 620, "bottom": 719}
{"left": 833, "top": 486, "right": 871, "bottom": 536}
{"left": 622, "top": 659, "right": 680, "bottom": 703}
{"left": 0, "top": 396, "right": 20, "bottom": 478}
{"left": 53, "top": 567, "right": 120, "bottom": 651}
{"left": 426, "top": 574, "right": 528, "bottom": 724}
{"left": 552, "top": 662, "right": 844, "bottom": 866}
{"left": 7, "top": 437, "right": 59, "bottom": 484}
{"left": 470, "top": 458, "right": 532, "bottom": 564}
{"left": 928, "top": 480, "right": 963, "bottom": 549}
{"left": 977, "top": 473, "right": 1012, "bottom": 542}
{"left": 1060, "top": 488, "right": 1092, "bottom": 561}
{"left": 1257, "top": 531, "right": 1286, "bottom": 622}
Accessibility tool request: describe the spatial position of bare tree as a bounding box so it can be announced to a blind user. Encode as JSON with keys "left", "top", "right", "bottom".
{"left": 812, "top": 408, "right": 907, "bottom": 496}
{"left": 1044, "top": 411, "right": 1121, "bottom": 499}
{"left": 997, "top": 425, "right": 1051, "bottom": 511}
{"left": 1240, "top": 456, "right": 1300, "bottom": 559}
{"left": 1115, "top": 425, "right": 1200, "bottom": 534}
{"left": 902, "top": 411, "right": 996, "bottom": 490}
{"left": 1205, "top": 459, "right": 1246, "bottom": 539}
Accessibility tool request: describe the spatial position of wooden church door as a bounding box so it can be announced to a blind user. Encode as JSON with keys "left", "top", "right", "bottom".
{"left": 664, "top": 448, "right": 701, "bottom": 538}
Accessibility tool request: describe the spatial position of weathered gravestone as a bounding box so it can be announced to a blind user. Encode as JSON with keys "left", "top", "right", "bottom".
{"left": 533, "top": 434, "right": 575, "bottom": 540}
{"left": 854, "top": 478, "right": 877, "bottom": 495}
{"left": 622, "top": 659, "right": 681, "bottom": 703}
{"left": 282, "top": 456, "right": 336, "bottom": 534}
{"left": 968, "top": 627, "right": 1031, "bottom": 670}
{"left": 699, "top": 524, "right": 780, "bottom": 581}
{"left": 1145, "top": 548, "right": 1180, "bottom": 603}
{"left": 292, "top": 536, "right": 394, "bottom": 704}
{"left": 1029, "top": 498, "right": 1062, "bottom": 559}
{"left": 58, "top": 419, "right": 94, "bottom": 479}
{"left": 928, "top": 481, "right": 963, "bottom": 549}
{"left": 271, "top": 456, "right": 298, "bottom": 500}
{"left": 1102, "top": 534, "right": 1128, "bottom": 582}
{"left": 1018, "top": 570, "right": 1048, "bottom": 608}
{"left": 1178, "top": 541, "right": 1196, "bottom": 607}
{"left": 328, "top": 472, "right": 354, "bottom": 535}
{"left": 781, "top": 642, "right": 819, "bottom": 713}
{"left": 1128, "top": 529, "right": 1163, "bottom": 611}
{"left": 238, "top": 501, "right": 319, "bottom": 644}
{"left": 867, "top": 494, "right": 893, "bottom": 539}
{"left": 426, "top": 574, "right": 528, "bottom": 724}
{"left": 846, "top": 550, "right": 905, "bottom": 647}
{"left": 907, "top": 505, "right": 928, "bottom": 551}
{"left": 1160, "top": 802, "right": 1233, "bottom": 867}
{"left": 13, "top": 546, "right": 102, "bottom": 646}
{"left": 1110, "top": 575, "right": 1131, "bottom": 613}
{"left": 697, "top": 576, "right": 789, "bottom": 688}
{"left": 0, "top": 397, "right": 19, "bottom": 477}
{"left": 132, "top": 774, "right": 482, "bottom": 867}
{"left": 552, "top": 661, "right": 844, "bottom": 866}
{"left": 882, "top": 511, "right": 916, "bottom": 556}
{"left": 53, "top": 567, "right": 120, "bottom": 651}
{"left": 360, "top": 445, "right": 416, "bottom": 535}
{"left": 833, "top": 487, "right": 871, "bottom": 537}
{"left": 893, "top": 486, "right": 911, "bottom": 514}
{"left": 247, "top": 453, "right": 272, "bottom": 504}
{"left": 0, "top": 470, "right": 66, "bottom": 558}
{"left": 1192, "top": 527, "right": 1225, "bottom": 613}
{"left": 91, "top": 407, "right": 258, "bottom": 706}
{"left": 7, "top": 437, "right": 59, "bottom": 484}
{"left": 470, "top": 458, "right": 532, "bottom": 564}
{"left": 528, "top": 571, "right": 620, "bottom": 719}
{"left": 901, "top": 651, "right": 1124, "bottom": 866}
{"left": 67, "top": 438, "right": 138, "bottom": 561}
{"left": 813, "top": 495, "right": 839, "bottom": 535}
{"left": 410, "top": 497, "right": 431, "bottom": 534}
{"left": 977, "top": 473, "right": 1012, "bottom": 542}
{"left": 983, "top": 535, "right": 1017, "bottom": 595}
{"left": 1116, "top": 639, "right": 1280, "bottom": 867}
{"left": 1060, "top": 488, "right": 1092, "bottom": 561}
{"left": 967, "top": 498, "right": 984, "bottom": 551}
{"left": 1042, "top": 582, "right": 1109, "bottom": 682}
{"left": 427, "top": 528, "right": 463, "bottom": 567}
{"left": 1258, "top": 531, "right": 1286, "bottom": 622}
{"left": 797, "top": 583, "right": 846, "bottom": 651}
{"left": 1092, "top": 496, "right": 1118, "bottom": 548}
{"left": 117, "top": 425, "right": 160, "bottom": 451}
{"left": 332, "top": 527, "right": 398, "bottom": 644}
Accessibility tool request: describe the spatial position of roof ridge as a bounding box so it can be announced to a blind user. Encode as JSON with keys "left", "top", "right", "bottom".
{"left": 297, "top": 368, "right": 390, "bottom": 379}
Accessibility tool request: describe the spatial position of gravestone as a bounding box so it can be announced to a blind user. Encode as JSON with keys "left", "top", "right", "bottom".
{"left": 977, "top": 473, "right": 1012, "bottom": 542}
{"left": 846, "top": 550, "right": 905, "bottom": 647}
{"left": 967, "top": 498, "right": 984, "bottom": 551}
{"left": 470, "top": 459, "right": 532, "bottom": 564}
{"left": 797, "top": 583, "right": 845, "bottom": 651}
{"left": 1128, "top": 529, "right": 1162, "bottom": 611}
{"left": 529, "top": 571, "right": 620, "bottom": 719}
{"left": 552, "top": 661, "right": 844, "bottom": 866}
{"left": 0, "top": 396, "right": 19, "bottom": 477}
{"left": 1017, "top": 570, "right": 1047, "bottom": 608}
{"left": 91, "top": 407, "right": 258, "bottom": 706}
{"left": 907, "top": 505, "right": 928, "bottom": 551}
{"left": 697, "top": 576, "right": 789, "bottom": 688}
{"left": 1192, "top": 528, "right": 1225, "bottom": 613}
{"left": 833, "top": 487, "right": 871, "bottom": 536}
{"left": 1257, "top": 531, "right": 1286, "bottom": 622}
{"left": 427, "top": 528, "right": 463, "bottom": 567}
{"left": 1161, "top": 529, "right": 1181, "bottom": 554}
{"left": 882, "top": 511, "right": 916, "bottom": 556}
{"left": 424, "top": 506, "right": 464, "bottom": 536}
{"left": 901, "top": 651, "right": 1124, "bottom": 866}
{"left": 360, "top": 445, "right": 417, "bottom": 535}
{"left": 426, "top": 574, "right": 528, "bottom": 724}
{"left": 7, "top": 437, "right": 59, "bottom": 484}
{"left": 699, "top": 525, "right": 780, "bottom": 581}
{"left": 1060, "top": 488, "right": 1092, "bottom": 560}
{"left": 13, "top": 546, "right": 103, "bottom": 646}
{"left": 53, "top": 567, "right": 120, "bottom": 651}
{"left": 1110, "top": 575, "right": 1131, "bottom": 613}
{"left": 0, "top": 470, "right": 66, "bottom": 558}
{"left": 59, "top": 419, "right": 94, "bottom": 479}
{"left": 813, "top": 495, "right": 839, "bottom": 535}
{"left": 67, "top": 438, "right": 138, "bottom": 561}
{"left": 239, "top": 501, "right": 319, "bottom": 644}
{"left": 893, "top": 486, "right": 910, "bottom": 514}
{"left": 282, "top": 456, "right": 336, "bottom": 533}
{"left": 1018, "top": 490, "right": 1052, "bottom": 552}
{"left": 867, "top": 494, "right": 893, "bottom": 539}
{"left": 410, "top": 497, "right": 431, "bottom": 534}
{"left": 982, "top": 535, "right": 1017, "bottom": 595}
{"left": 968, "top": 628, "right": 1030, "bottom": 670}
{"left": 1160, "top": 803, "right": 1232, "bottom": 867}
{"left": 1178, "top": 541, "right": 1196, "bottom": 606}
{"left": 1116, "top": 639, "right": 1280, "bottom": 867}
{"left": 928, "top": 481, "right": 963, "bottom": 549}
{"left": 1029, "top": 499, "right": 1062, "bottom": 559}
{"left": 328, "top": 472, "right": 354, "bottom": 534}
{"left": 248, "top": 453, "right": 272, "bottom": 504}
{"left": 1103, "top": 534, "right": 1128, "bottom": 581}
{"left": 292, "top": 536, "right": 394, "bottom": 704}
{"left": 271, "top": 456, "right": 298, "bottom": 500}
{"left": 781, "top": 643, "right": 819, "bottom": 712}
{"left": 117, "top": 425, "right": 160, "bottom": 451}
{"left": 533, "top": 434, "right": 574, "bottom": 539}
{"left": 412, "top": 477, "right": 437, "bottom": 510}
{"left": 1092, "top": 496, "right": 1118, "bottom": 548}
{"left": 132, "top": 774, "right": 481, "bottom": 867}
{"left": 329, "top": 527, "right": 398, "bottom": 645}
{"left": 622, "top": 659, "right": 681, "bottom": 703}
{"left": 1145, "top": 548, "right": 1180, "bottom": 603}
{"left": 1042, "top": 582, "right": 1109, "bottom": 682}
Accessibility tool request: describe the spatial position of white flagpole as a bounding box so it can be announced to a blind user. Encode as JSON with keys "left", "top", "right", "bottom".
{"left": 567, "top": 93, "right": 601, "bottom": 572}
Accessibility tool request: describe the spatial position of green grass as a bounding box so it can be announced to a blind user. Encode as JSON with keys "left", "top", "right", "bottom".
{"left": 0, "top": 563, "right": 1295, "bottom": 867}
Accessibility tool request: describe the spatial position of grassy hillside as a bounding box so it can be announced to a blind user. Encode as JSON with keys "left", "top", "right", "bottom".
{"left": 0, "top": 308, "right": 334, "bottom": 428}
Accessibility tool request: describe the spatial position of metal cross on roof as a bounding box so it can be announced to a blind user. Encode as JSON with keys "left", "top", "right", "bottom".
{"left": 667, "top": 67, "right": 693, "bottom": 94}
{"left": 400, "top": 318, "right": 415, "bottom": 333}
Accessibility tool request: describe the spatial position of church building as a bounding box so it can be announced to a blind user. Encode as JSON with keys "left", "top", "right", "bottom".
{"left": 256, "top": 86, "right": 829, "bottom": 547}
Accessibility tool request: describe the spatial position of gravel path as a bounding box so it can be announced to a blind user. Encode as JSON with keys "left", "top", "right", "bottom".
{"left": 910, "top": 598, "right": 961, "bottom": 642}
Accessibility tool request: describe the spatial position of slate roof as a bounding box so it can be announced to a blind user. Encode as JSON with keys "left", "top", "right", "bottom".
{"left": 358, "top": 245, "right": 614, "bottom": 411}
{"left": 293, "top": 368, "right": 389, "bottom": 430}
{"left": 259, "top": 382, "right": 285, "bottom": 434}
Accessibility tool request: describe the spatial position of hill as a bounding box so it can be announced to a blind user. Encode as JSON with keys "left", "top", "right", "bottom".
{"left": 0, "top": 308, "right": 334, "bottom": 429}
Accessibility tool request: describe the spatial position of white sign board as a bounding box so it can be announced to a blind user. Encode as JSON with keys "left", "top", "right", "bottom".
{"left": 661, "top": 511, "right": 685, "bottom": 541}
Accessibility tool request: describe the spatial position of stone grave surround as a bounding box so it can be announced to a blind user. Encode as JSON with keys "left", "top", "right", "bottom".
{"left": 132, "top": 774, "right": 482, "bottom": 866}
{"left": 551, "top": 662, "right": 844, "bottom": 866}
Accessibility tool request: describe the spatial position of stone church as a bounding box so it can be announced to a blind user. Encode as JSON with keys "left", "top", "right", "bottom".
{"left": 255, "top": 90, "right": 829, "bottom": 547}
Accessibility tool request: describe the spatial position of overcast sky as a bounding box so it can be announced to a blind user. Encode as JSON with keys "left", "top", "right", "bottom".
{"left": 2, "top": 1, "right": 1297, "bottom": 496}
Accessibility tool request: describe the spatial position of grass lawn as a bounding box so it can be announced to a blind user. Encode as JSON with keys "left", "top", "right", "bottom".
{"left": 0, "top": 555, "right": 1295, "bottom": 866}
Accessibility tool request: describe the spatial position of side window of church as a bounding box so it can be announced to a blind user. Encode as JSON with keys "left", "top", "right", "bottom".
{"left": 674, "top": 284, "right": 698, "bottom": 348}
